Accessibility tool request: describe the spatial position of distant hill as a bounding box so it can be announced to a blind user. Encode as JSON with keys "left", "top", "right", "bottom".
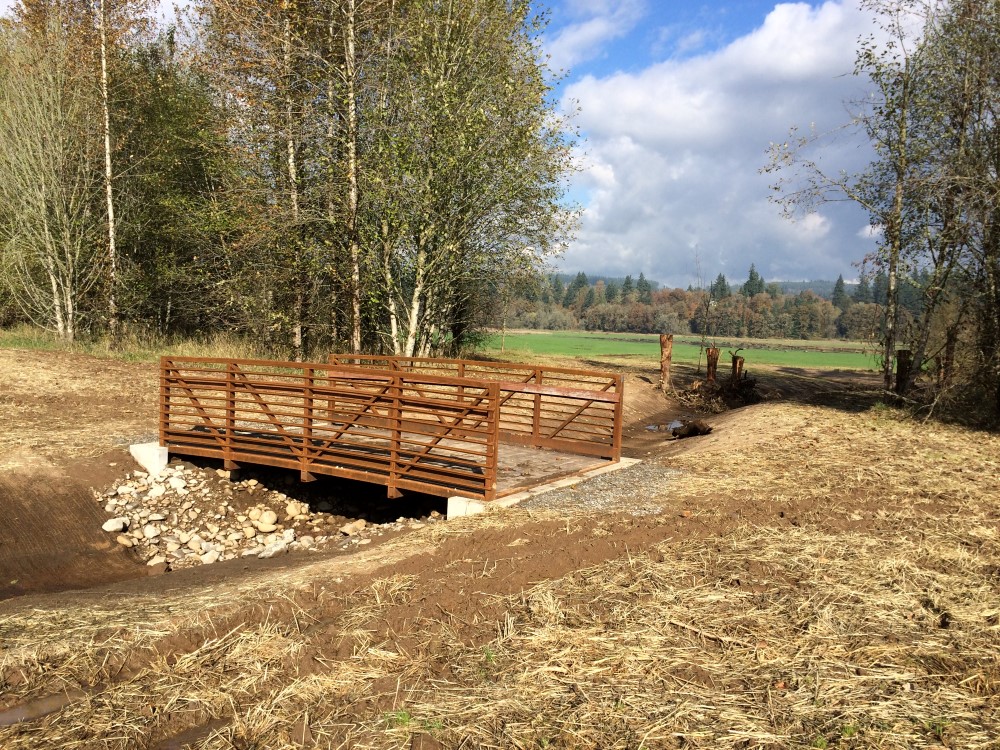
{"left": 551, "top": 272, "right": 660, "bottom": 290}
{"left": 775, "top": 280, "right": 857, "bottom": 299}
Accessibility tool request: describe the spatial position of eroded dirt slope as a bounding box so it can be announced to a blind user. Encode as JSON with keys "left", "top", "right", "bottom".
{"left": 0, "top": 350, "right": 160, "bottom": 598}
{"left": 4, "top": 348, "right": 997, "bottom": 749}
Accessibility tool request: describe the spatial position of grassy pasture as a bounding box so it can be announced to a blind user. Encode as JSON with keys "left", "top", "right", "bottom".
{"left": 485, "top": 329, "right": 879, "bottom": 371}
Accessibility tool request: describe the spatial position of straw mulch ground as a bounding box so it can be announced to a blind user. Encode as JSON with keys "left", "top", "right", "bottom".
{"left": 1, "top": 397, "right": 999, "bottom": 748}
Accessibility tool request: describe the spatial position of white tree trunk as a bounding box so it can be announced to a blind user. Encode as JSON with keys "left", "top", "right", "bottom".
{"left": 343, "top": 0, "right": 363, "bottom": 354}
{"left": 99, "top": 0, "right": 118, "bottom": 337}
{"left": 284, "top": 1, "right": 304, "bottom": 359}
{"left": 402, "top": 245, "right": 426, "bottom": 357}
{"left": 381, "top": 223, "right": 401, "bottom": 354}
{"left": 883, "top": 64, "right": 909, "bottom": 393}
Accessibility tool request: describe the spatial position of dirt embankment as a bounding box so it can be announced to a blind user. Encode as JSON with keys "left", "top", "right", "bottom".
{"left": 0, "top": 349, "right": 161, "bottom": 599}
{"left": 2, "top": 348, "right": 998, "bottom": 749}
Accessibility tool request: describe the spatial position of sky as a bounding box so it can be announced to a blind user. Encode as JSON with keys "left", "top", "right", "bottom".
{"left": 0, "top": 0, "right": 882, "bottom": 288}
{"left": 542, "top": 0, "right": 883, "bottom": 288}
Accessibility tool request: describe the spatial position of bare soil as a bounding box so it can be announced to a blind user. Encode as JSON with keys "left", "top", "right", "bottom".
{"left": 0, "top": 348, "right": 997, "bottom": 749}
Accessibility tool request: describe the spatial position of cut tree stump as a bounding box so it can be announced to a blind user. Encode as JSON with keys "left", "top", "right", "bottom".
{"left": 730, "top": 355, "right": 745, "bottom": 390}
{"left": 895, "top": 349, "right": 912, "bottom": 394}
{"left": 706, "top": 347, "right": 720, "bottom": 383}
{"left": 659, "top": 334, "right": 673, "bottom": 391}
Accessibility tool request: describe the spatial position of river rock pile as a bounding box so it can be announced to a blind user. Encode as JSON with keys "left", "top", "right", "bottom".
{"left": 98, "top": 463, "right": 440, "bottom": 569}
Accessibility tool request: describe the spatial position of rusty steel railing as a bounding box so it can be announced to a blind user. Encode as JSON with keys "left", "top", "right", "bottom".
{"left": 160, "top": 358, "right": 500, "bottom": 500}
{"left": 327, "top": 355, "right": 623, "bottom": 461}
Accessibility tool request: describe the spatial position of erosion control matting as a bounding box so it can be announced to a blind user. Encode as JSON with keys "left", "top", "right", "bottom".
{"left": 0, "top": 451, "right": 143, "bottom": 600}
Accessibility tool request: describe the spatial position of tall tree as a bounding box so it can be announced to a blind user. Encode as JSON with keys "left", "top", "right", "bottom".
{"left": 832, "top": 274, "right": 851, "bottom": 311}
{"left": 853, "top": 274, "right": 874, "bottom": 303}
{"left": 370, "top": 0, "right": 574, "bottom": 356}
{"left": 0, "top": 18, "right": 102, "bottom": 340}
{"left": 563, "top": 272, "right": 588, "bottom": 307}
{"left": 636, "top": 272, "right": 652, "bottom": 304}
{"left": 16, "top": 0, "right": 152, "bottom": 336}
{"left": 767, "top": 0, "right": 930, "bottom": 391}
{"left": 742, "top": 264, "right": 765, "bottom": 297}
{"left": 620, "top": 275, "right": 634, "bottom": 301}
{"left": 710, "top": 273, "right": 731, "bottom": 300}
{"left": 194, "top": 0, "right": 321, "bottom": 357}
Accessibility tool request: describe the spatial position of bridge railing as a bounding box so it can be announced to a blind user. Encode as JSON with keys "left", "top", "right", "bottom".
{"left": 160, "top": 357, "right": 500, "bottom": 500}
{"left": 327, "top": 355, "right": 623, "bottom": 461}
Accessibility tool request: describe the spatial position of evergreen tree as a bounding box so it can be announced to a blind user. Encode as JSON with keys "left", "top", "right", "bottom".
{"left": 636, "top": 272, "right": 652, "bottom": 304}
{"left": 872, "top": 272, "right": 888, "bottom": 306}
{"left": 604, "top": 280, "right": 619, "bottom": 303}
{"left": 831, "top": 274, "right": 851, "bottom": 311}
{"left": 550, "top": 275, "right": 564, "bottom": 305}
{"left": 742, "top": 264, "right": 766, "bottom": 297}
{"left": 853, "top": 275, "right": 873, "bottom": 303}
{"left": 539, "top": 281, "right": 551, "bottom": 305}
{"left": 710, "top": 273, "right": 731, "bottom": 300}
{"left": 621, "top": 274, "right": 634, "bottom": 300}
{"left": 563, "top": 271, "right": 588, "bottom": 307}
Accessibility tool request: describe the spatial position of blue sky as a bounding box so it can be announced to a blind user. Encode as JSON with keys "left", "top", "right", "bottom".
{"left": 0, "top": 0, "right": 881, "bottom": 288}
{"left": 540, "top": 0, "right": 881, "bottom": 288}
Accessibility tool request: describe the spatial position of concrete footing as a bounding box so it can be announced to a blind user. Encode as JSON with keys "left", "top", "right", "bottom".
{"left": 129, "top": 442, "right": 168, "bottom": 476}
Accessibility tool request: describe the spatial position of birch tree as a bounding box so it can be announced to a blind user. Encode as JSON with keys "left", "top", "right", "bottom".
{"left": 765, "top": 0, "right": 930, "bottom": 392}
{"left": 0, "top": 21, "right": 102, "bottom": 340}
{"left": 369, "top": 0, "right": 574, "bottom": 356}
{"left": 193, "top": 0, "right": 319, "bottom": 357}
{"left": 921, "top": 0, "right": 1000, "bottom": 417}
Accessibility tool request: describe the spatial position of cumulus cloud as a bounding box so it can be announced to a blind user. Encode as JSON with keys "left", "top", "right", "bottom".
{"left": 545, "top": 0, "right": 647, "bottom": 72}
{"left": 559, "top": 1, "right": 882, "bottom": 287}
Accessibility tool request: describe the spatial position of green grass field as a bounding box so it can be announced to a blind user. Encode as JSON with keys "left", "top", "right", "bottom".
{"left": 1, "top": 323, "right": 879, "bottom": 372}
{"left": 483, "top": 330, "right": 879, "bottom": 371}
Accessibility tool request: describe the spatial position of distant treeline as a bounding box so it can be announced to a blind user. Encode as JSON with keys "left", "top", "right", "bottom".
{"left": 499, "top": 266, "right": 925, "bottom": 342}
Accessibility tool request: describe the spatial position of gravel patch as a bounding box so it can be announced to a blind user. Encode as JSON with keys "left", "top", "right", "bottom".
{"left": 519, "top": 461, "right": 682, "bottom": 516}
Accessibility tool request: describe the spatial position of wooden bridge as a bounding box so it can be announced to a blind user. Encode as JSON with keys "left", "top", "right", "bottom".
{"left": 159, "top": 356, "right": 623, "bottom": 502}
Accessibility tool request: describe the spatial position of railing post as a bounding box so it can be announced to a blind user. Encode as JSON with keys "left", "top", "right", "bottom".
{"left": 387, "top": 372, "right": 402, "bottom": 498}
{"left": 484, "top": 381, "right": 499, "bottom": 501}
{"left": 612, "top": 374, "right": 624, "bottom": 461}
{"left": 159, "top": 356, "right": 169, "bottom": 448}
{"left": 302, "top": 366, "right": 315, "bottom": 481}
{"left": 224, "top": 361, "right": 237, "bottom": 471}
{"left": 532, "top": 368, "right": 543, "bottom": 448}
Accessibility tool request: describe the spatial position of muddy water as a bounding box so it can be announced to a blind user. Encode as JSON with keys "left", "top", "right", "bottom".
{"left": 0, "top": 689, "right": 89, "bottom": 726}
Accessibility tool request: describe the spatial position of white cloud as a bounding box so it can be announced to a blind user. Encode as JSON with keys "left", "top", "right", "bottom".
{"left": 798, "top": 212, "right": 832, "bottom": 237}
{"left": 557, "top": 1, "right": 883, "bottom": 286}
{"left": 545, "top": 0, "right": 646, "bottom": 72}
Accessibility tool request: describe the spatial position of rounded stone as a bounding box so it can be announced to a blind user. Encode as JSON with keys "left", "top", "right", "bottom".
{"left": 102, "top": 517, "right": 129, "bottom": 533}
{"left": 200, "top": 550, "right": 220, "bottom": 565}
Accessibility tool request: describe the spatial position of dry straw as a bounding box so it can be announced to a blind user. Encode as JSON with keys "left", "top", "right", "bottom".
{"left": 1, "top": 401, "right": 998, "bottom": 748}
